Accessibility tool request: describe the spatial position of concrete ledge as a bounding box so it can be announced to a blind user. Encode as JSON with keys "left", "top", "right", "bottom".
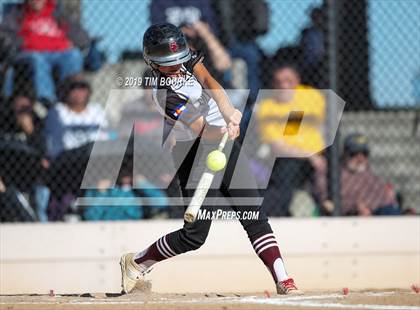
{"left": 1, "top": 217, "right": 419, "bottom": 294}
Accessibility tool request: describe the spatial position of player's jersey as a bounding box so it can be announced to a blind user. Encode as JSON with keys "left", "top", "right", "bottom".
{"left": 151, "top": 52, "right": 226, "bottom": 142}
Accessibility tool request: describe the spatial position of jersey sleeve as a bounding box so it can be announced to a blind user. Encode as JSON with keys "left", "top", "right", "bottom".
{"left": 185, "top": 51, "right": 204, "bottom": 72}
{"left": 164, "top": 91, "right": 202, "bottom": 125}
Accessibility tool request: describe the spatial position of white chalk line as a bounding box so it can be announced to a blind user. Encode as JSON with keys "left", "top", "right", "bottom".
{"left": 0, "top": 293, "right": 419, "bottom": 310}
{"left": 365, "top": 292, "right": 396, "bottom": 296}
{"left": 0, "top": 294, "right": 328, "bottom": 305}
{"left": 1, "top": 300, "right": 418, "bottom": 310}
{"left": 0, "top": 292, "right": 420, "bottom": 310}
{"left": 238, "top": 296, "right": 420, "bottom": 310}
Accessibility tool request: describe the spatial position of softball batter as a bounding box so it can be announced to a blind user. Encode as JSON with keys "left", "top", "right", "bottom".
{"left": 120, "top": 23, "right": 299, "bottom": 295}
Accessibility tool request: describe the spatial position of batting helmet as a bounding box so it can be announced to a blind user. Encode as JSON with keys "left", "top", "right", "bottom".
{"left": 143, "top": 23, "right": 191, "bottom": 66}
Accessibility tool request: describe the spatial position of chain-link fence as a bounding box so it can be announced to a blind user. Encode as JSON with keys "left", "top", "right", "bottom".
{"left": 0, "top": 0, "right": 418, "bottom": 222}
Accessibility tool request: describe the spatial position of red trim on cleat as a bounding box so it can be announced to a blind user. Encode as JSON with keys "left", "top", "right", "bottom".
{"left": 277, "top": 278, "right": 300, "bottom": 295}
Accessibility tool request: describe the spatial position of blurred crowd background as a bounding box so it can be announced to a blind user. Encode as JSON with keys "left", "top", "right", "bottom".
{"left": 0, "top": 0, "right": 419, "bottom": 222}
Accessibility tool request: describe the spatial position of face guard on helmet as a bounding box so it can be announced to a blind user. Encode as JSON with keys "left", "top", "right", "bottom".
{"left": 143, "top": 23, "right": 191, "bottom": 67}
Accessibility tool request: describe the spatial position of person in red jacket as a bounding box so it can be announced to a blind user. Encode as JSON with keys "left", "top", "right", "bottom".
{"left": 1, "top": 0, "right": 87, "bottom": 104}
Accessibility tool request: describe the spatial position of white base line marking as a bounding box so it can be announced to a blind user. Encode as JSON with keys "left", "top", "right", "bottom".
{"left": 238, "top": 297, "right": 420, "bottom": 310}
{"left": 0, "top": 294, "right": 419, "bottom": 310}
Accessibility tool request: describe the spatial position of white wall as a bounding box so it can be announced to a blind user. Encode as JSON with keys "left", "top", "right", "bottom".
{"left": 1, "top": 217, "right": 419, "bottom": 294}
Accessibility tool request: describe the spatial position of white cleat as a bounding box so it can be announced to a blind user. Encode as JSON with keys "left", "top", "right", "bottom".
{"left": 119, "top": 253, "right": 148, "bottom": 294}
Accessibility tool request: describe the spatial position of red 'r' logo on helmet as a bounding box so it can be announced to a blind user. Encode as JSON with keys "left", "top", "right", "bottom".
{"left": 169, "top": 41, "right": 178, "bottom": 52}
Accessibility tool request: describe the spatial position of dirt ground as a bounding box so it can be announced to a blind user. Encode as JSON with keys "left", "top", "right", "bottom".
{"left": 1, "top": 288, "right": 419, "bottom": 310}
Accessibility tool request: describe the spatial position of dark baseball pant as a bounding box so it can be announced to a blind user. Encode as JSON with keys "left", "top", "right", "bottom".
{"left": 165, "top": 137, "right": 273, "bottom": 254}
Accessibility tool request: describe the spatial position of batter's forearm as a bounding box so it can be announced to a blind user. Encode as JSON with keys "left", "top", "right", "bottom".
{"left": 205, "top": 78, "right": 236, "bottom": 121}
{"left": 201, "top": 125, "right": 225, "bottom": 140}
{"left": 186, "top": 116, "right": 223, "bottom": 140}
{"left": 194, "top": 63, "right": 235, "bottom": 120}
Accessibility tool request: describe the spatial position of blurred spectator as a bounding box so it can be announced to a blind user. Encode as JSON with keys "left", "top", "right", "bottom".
{"left": 315, "top": 133, "right": 401, "bottom": 216}
{"left": 44, "top": 76, "right": 108, "bottom": 158}
{"left": 180, "top": 21, "right": 232, "bottom": 87}
{"left": 0, "top": 176, "right": 36, "bottom": 222}
{"left": 1, "top": 0, "right": 89, "bottom": 104}
{"left": 83, "top": 167, "right": 142, "bottom": 221}
{"left": 0, "top": 29, "right": 17, "bottom": 93}
{"left": 148, "top": 0, "right": 230, "bottom": 85}
{"left": 0, "top": 90, "right": 50, "bottom": 221}
{"left": 270, "top": 5, "right": 327, "bottom": 89}
{"left": 150, "top": 0, "right": 231, "bottom": 87}
{"left": 1, "top": 90, "right": 46, "bottom": 154}
{"left": 257, "top": 65, "right": 326, "bottom": 216}
{"left": 298, "top": 5, "right": 327, "bottom": 88}
{"left": 118, "top": 69, "right": 163, "bottom": 140}
{"left": 44, "top": 76, "right": 108, "bottom": 220}
{"left": 135, "top": 174, "right": 169, "bottom": 218}
{"left": 150, "top": 0, "right": 218, "bottom": 34}
{"left": 214, "top": 0, "right": 269, "bottom": 101}
{"left": 118, "top": 70, "right": 179, "bottom": 204}
{"left": 83, "top": 166, "right": 169, "bottom": 221}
